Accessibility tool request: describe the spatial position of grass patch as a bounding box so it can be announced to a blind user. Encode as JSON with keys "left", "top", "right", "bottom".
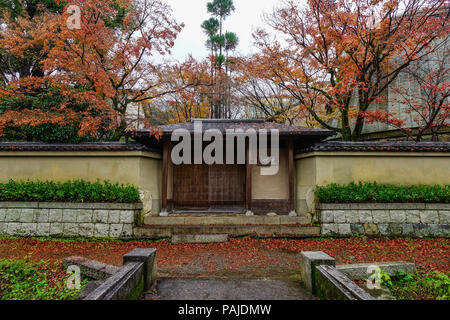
{"left": 387, "top": 271, "right": 450, "bottom": 300}
{"left": 315, "top": 182, "right": 449, "bottom": 203}
{"left": 0, "top": 179, "right": 141, "bottom": 203}
{"left": 0, "top": 259, "right": 87, "bottom": 300}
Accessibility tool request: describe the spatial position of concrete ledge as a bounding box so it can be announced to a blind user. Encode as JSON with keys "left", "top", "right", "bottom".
{"left": 337, "top": 262, "right": 416, "bottom": 280}
{"left": 314, "top": 265, "right": 376, "bottom": 300}
{"left": 300, "top": 251, "right": 336, "bottom": 292}
{"left": 172, "top": 234, "right": 228, "bottom": 244}
{"left": 0, "top": 202, "right": 143, "bottom": 210}
{"left": 84, "top": 248, "right": 157, "bottom": 300}
{"left": 317, "top": 203, "right": 449, "bottom": 210}
{"left": 84, "top": 262, "right": 144, "bottom": 300}
{"left": 63, "top": 256, "right": 119, "bottom": 280}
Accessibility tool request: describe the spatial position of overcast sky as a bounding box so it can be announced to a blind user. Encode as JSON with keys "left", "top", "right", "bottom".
{"left": 164, "top": 0, "right": 282, "bottom": 61}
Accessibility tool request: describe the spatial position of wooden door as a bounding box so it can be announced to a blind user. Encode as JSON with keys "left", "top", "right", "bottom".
{"left": 173, "top": 164, "right": 245, "bottom": 210}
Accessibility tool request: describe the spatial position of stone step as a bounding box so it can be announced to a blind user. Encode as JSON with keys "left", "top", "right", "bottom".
{"left": 172, "top": 234, "right": 228, "bottom": 244}
{"left": 134, "top": 224, "right": 320, "bottom": 239}
{"left": 143, "top": 214, "right": 312, "bottom": 226}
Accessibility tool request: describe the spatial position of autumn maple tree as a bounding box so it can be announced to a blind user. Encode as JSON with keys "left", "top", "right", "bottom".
{"left": 253, "top": 0, "right": 449, "bottom": 141}
{"left": 0, "top": 0, "right": 196, "bottom": 141}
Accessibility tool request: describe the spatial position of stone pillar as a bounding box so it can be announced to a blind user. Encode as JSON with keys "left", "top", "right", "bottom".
{"left": 300, "top": 251, "right": 336, "bottom": 293}
{"left": 123, "top": 248, "right": 157, "bottom": 291}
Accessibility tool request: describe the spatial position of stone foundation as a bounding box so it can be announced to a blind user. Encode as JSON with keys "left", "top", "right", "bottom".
{"left": 317, "top": 203, "right": 449, "bottom": 238}
{"left": 0, "top": 202, "right": 142, "bottom": 238}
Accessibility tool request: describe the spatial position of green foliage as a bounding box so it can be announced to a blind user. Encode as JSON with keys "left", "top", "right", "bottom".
{"left": 391, "top": 271, "right": 450, "bottom": 300}
{"left": 315, "top": 182, "right": 449, "bottom": 203}
{"left": 0, "top": 259, "right": 85, "bottom": 300}
{"left": 0, "top": 180, "right": 141, "bottom": 203}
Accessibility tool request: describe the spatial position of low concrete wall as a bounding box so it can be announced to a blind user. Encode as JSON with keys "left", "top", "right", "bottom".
{"left": 0, "top": 202, "right": 142, "bottom": 238}
{"left": 84, "top": 248, "right": 156, "bottom": 300}
{"left": 300, "top": 251, "right": 375, "bottom": 300}
{"left": 318, "top": 203, "right": 450, "bottom": 237}
{"left": 295, "top": 151, "right": 450, "bottom": 214}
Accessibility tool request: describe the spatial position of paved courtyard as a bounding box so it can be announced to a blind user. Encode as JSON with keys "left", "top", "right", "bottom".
{"left": 145, "top": 278, "right": 313, "bottom": 300}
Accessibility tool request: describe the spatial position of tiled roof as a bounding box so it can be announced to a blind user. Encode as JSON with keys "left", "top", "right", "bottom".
{"left": 0, "top": 142, "right": 152, "bottom": 152}
{"left": 132, "top": 119, "right": 336, "bottom": 137}
{"left": 301, "top": 141, "right": 450, "bottom": 153}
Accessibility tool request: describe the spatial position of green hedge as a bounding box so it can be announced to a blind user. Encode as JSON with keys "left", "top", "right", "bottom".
{"left": 0, "top": 180, "right": 141, "bottom": 203}
{"left": 315, "top": 182, "right": 449, "bottom": 204}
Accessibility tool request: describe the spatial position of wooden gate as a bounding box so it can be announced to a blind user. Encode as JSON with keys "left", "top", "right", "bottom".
{"left": 173, "top": 164, "right": 245, "bottom": 211}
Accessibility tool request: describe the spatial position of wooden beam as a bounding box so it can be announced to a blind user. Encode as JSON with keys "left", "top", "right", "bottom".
{"left": 288, "top": 138, "right": 295, "bottom": 213}
{"left": 161, "top": 140, "right": 169, "bottom": 212}
{"left": 246, "top": 142, "right": 252, "bottom": 212}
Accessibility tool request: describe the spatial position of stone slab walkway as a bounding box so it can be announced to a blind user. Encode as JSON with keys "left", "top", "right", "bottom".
{"left": 145, "top": 278, "right": 313, "bottom": 300}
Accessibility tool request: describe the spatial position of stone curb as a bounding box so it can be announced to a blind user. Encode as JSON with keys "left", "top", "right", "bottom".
{"left": 0, "top": 202, "right": 143, "bottom": 210}
{"left": 317, "top": 203, "right": 449, "bottom": 210}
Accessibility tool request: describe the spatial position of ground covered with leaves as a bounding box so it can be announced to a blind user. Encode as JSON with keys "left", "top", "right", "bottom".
{"left": 0, "top": 237, "right": 448, "bottom": 279}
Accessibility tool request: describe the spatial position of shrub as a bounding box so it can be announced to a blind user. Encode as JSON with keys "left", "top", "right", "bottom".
{"left": 315, "top": 182, "right": 449, "bottom": 203}
{"left": 0, "top": 180, "right": 141, "bottom": 203}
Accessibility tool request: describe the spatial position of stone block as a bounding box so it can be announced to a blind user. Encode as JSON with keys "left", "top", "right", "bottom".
{"left": 109, "top": 224, "right": 124, "bottom": 238}
{"left": 388, "top": 223, "right": 403, "bottom": 236}
{"left": 337, "top": 262, "right": 416, "bottom": 280}
{"left": 358, "top": 210, "right": 373, "bottom": 223}
{"left": 413, "top": 224, "right": 429, "bottom": 238}
{"left": 402, "top": 224, "right": 414, "bottom": 236}
{"left": 123, "top": 248, "right": 157, "bottom": 291}
{"left": 49, "top": 209, "right": 63, "bottom": 222}
{"left": 120, "top": 211, "right": 135, "bottom": 224}
{"left": 62, "top": 210, "right": 78, "bottom": 223}
{"left": 337, "top": 224, "right": 351, "bottom": 235}
{"left": 300, "top": 251, "right": 336, "bottom": 293}
{"left": 389, "top": 210, "right": 406, "bottom": 223}
{"left": 439, "top": 211, "right": 450, "bottom": 224}
{"left": 64, "top": 223, "right": 79, "bottom": 237}
{"left": 34, "top": 209, "right": 49, "bottom": 223}
{"left": 77, "top": 210, "right": 93, "bottom": 223}
{"left": 37, "top": 223, "right": 50, "bottom": 236}
{"left": 50, "top": 223, "right": 64, "bottom": 236}
{"left": 108, "top": 211, "right": 120, "bottom": 224}
{"left": 372, "top": 210, "right": 390, "bottom": 224}
{"left": 378, "top": 224, "right": 390, "bottom": 236}
{"left": 0, "top": 223, "right": 6, "bottom": 234}
{"left": 322, "top": 224, "right": 337, "bottom": 235}
{"left": 172, "top": 234, "right": 228, "bottom": 244}
{"left": 428, "top": 224, "right": 441, "bottom": 237}
{"left": 350, "top": 224, "right": 365, "bottom": 235}
{"left": 6, "top": 209, "right": 21, "bottom": 222}
{"left": 18, "top": 223, "right": 36, "bottom": 236}
{"left": 94, "top": 224, "right": 110, "bottom": 238}
{"left": 364, "top": 223, "right": 379, "bottom": 236}
{"left": 406, "top": 210, "right": 421, "bottom": 224}
{"left": 94, "top": 210, "right": 109, "bottom": 224}
{"left": 321, "top": 211, "right": 334, "bottom": 223}
{"left": 0, "top": 208, "right": 6, "bottom": 222}
{"left": 7, "top": 223, "right": 20, "bottom": 235}
{"left": 345, "top": 210, "right": 359, "bottom": 224}
{"left": 333, "top": 211, "right": 346, "bottom": 224}
{"left": 79, "top": 223, "right": 94, "bottom": 238}
{"left": 440, "top": 225, "right": 449, "bottom": 237}
{"left": 420, "top": 210, "right": 439, "bottom": 224}
{"left": 19, "top": 209, "right": 34, "bottom": 223}
{"left": 121, "top": 224, "right": 133, "bottom": 238}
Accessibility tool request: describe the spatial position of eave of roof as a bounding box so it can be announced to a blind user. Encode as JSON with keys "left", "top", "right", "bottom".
{"left": 300, "top": 141, "right": 450, "bottom": 153}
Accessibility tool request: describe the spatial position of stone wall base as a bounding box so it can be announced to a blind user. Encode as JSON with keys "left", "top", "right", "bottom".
{"left": 318, "top": 203, "right": 449, "bottom": 238}
{"left": 0, "top": 202, "right": 142, "bottom": 239}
